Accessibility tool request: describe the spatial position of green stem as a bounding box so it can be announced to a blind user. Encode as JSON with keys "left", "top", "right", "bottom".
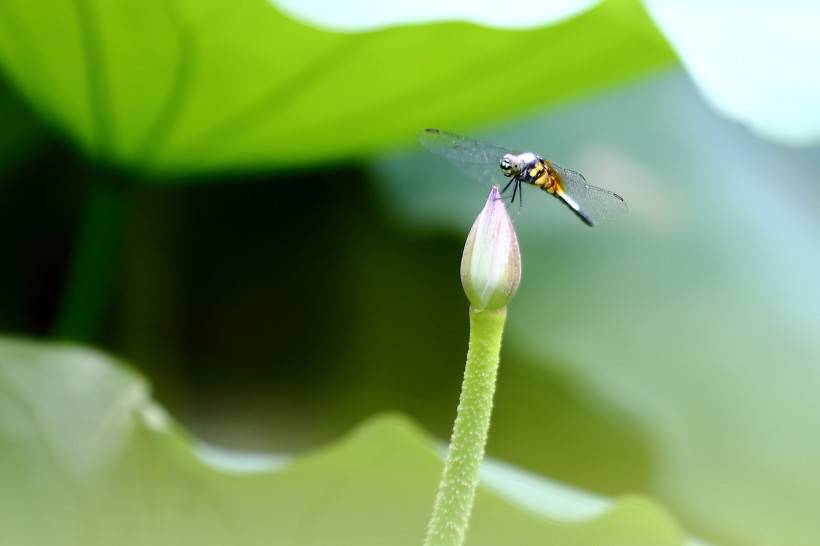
{"left": 424, "top": 305, "right": 507, "bottom": 546}
{"left": 52, "top": 176, "right": 130, "bottom": 341}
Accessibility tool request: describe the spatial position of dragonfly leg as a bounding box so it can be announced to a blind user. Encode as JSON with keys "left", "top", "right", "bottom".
{"left": 495, "top": 179, "right": 515, "bottom": 202}
{"left": 510, "top": 179, "right": 519, "bottom": 204}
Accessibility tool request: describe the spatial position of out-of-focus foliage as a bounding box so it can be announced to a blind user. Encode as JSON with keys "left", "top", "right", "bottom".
{"left": 644, "top": 1, "right": 820, "bottom": 145}
{"left": 0, "top": 79, "right": 47, "bottom": 169}
{"left": 0, "top": 0, "right": 674, "bottom": 174}
{"left": 0, "top": 337, "right": 690, "bottom": 546}
{"left": 374, "top": 71, "right": 820, "bottom": 546}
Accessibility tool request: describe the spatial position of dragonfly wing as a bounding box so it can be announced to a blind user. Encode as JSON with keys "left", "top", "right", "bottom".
{"left": 419, "top": 128, "right": 517, "bottom": 185}
{"left": 549, "top": 161, "right": 628, "bottom": 224}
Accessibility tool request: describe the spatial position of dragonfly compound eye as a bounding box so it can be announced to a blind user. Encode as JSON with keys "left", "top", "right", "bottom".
{"left": 499, "top": 157, "right": 514, "bottom": 177}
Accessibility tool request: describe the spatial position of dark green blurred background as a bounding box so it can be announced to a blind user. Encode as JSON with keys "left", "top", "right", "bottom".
{"left": 0, "top": 74, "right": 649, "bottom": 492}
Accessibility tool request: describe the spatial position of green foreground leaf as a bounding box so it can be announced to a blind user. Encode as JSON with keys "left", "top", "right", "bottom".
{"left": 0, "top": 337, "right": 690, "bottom": 546}
{"left": 0, "top": 0, "right": 674, "bottom": 175}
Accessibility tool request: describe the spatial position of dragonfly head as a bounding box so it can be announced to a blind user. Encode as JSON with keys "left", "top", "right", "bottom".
{"left": 499, "top": 154, "right": 522, "bottom": 177}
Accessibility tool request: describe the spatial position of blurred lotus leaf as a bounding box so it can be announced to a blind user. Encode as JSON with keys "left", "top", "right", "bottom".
{"left": 0, "top": 337, "right": 698, "bottom": 546}
{"left": 0, "top": 0, "right": 674, "bottom": 175}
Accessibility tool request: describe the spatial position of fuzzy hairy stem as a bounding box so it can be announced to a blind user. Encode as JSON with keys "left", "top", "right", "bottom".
{"left": 423, "top": 305, "right": 507, "bottom": 546}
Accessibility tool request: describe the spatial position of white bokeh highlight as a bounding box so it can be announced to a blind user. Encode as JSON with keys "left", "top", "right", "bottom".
{"left": 644, "top": 0, "right": 820, "bottom": 145}
{"left": 269, "top": 0, "right": 600, "bottom": 31}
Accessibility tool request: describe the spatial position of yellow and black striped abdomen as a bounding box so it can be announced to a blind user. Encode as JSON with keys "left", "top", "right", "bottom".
{"left": 532, "top": 159, "right": 562, "bottom": 195}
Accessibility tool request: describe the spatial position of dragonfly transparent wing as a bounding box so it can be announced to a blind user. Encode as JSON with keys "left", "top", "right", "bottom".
{"left": 419, "top": 128, "right": 517, "bottom": 185}
{"left": 549, "top": 160, "right": 628, "bottom": 224}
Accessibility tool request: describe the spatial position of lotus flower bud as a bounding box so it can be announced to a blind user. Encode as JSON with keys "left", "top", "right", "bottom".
{"left": 460, "top": 186, "right": 521, "bottom": 310}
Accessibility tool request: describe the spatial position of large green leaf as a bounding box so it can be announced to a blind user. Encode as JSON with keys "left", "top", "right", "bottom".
{"left": 0, "top": 336, "right": 697, "bottom": 546}
{"left": 0, "top": 0, "right": 674, "bottom": 175}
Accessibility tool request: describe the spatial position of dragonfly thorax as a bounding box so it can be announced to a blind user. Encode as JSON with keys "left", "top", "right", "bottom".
{"left": 499, "top": 152, "right": 541, "bottom": 180}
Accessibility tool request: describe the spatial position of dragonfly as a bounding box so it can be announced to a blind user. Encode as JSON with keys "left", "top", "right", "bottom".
{"left": 419, "top": 128, "right": 627, "bottom": 226}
